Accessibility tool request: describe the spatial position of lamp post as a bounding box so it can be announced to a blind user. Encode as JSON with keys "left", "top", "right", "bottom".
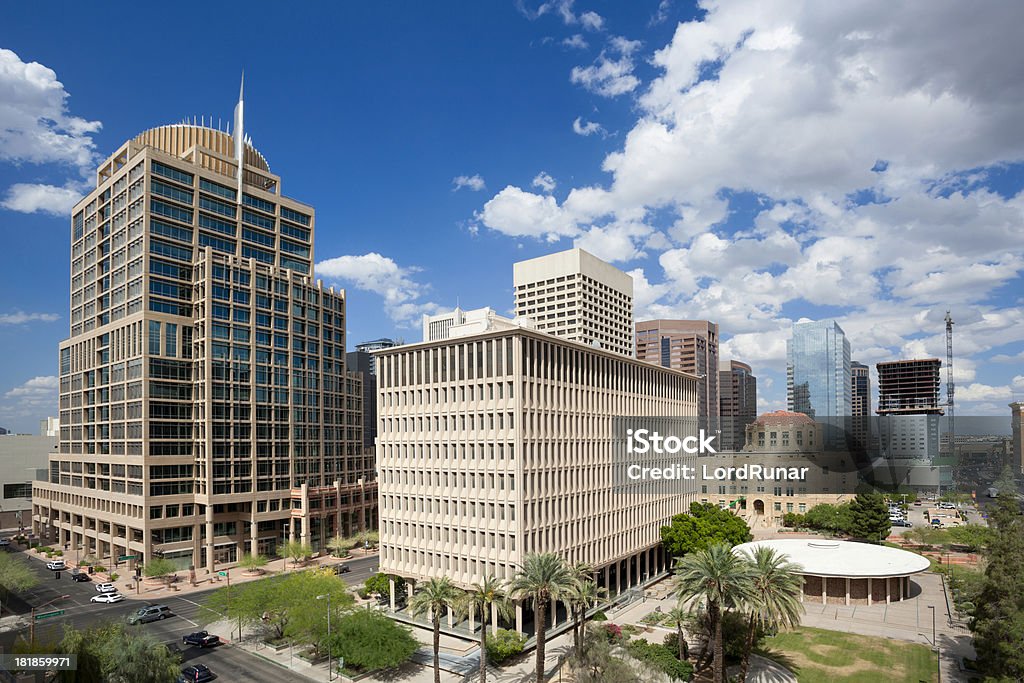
{"left": 317, "top": 593, "right": 333, "bottom": 681}
{"left": 928, "top": 604, "right": 940, "bottom": 682}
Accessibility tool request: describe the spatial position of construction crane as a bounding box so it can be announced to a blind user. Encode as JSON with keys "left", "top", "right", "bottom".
{"left": 945, "top": 311, "right": 955, "bottom": 440}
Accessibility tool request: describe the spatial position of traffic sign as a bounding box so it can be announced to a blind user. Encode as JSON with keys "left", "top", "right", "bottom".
{"left": 217, "top": 571, "right": 228, "bottom": 577}
{"left": 118, "top": 555, "right": 136, "bottom": 561}
{"left": 34, "top": 609, "right": 65, "bottom": 620}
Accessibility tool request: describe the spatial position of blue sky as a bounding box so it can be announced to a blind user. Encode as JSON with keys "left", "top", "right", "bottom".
{"left": 2, "top": 1, "right": 1023, "bottom": 433}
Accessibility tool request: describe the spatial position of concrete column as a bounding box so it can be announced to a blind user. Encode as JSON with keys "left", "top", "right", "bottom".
{"left": 447, "top": 607, "right": 454, "bottom": 628}
{"left": 249, "top": 517, "right": 258, "bottom": 557}
{"left": 469, "top": 605, "right": 475, "bottom": 632}
{"left": 897, "top": 576, "right": 903, "bottom": 601}
{"left": 389, "top": 578, "right": 396, "bottom": 611}
{"left": 604, "top": 565, "right": 610, "bottom": 593}
{"left": 491, "top": 601, "right": 499, "bottom": 636}
{"left": 515, "top": 601, "right": 523, "bottom": 634}
{"left": 205, "top": 506, "right": 215, "bottom": 573}
{"left": 550, "top": 597, "right": 557, "bottom": 627}
{"left": 299, "top": 484, "right": 311, "bottom": 549}
{"left": 821, "top": 577, "right": 826, "bottom": 603}
{"left": 886, "top": 578, "right": 891, "bottom": 605}
{"left": 627, "top": 555, "right": 633, "bottom": 588}
{"left": 845, "top": 577, "right": 850, "bottom": 606}
{"left": 867, "top": 578, "right": 872, "bottom": 606}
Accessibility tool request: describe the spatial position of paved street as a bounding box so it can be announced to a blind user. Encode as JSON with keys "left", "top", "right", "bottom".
{"left": 0, "top": 545, "right": 379, "bottom": 681}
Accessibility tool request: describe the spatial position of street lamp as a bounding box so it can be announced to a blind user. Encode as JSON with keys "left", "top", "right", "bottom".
{"left": 316, "top": 593, "right": 333, "bottom": 681}
{"left": 928, "top": 604, "right": 941, "bottom": 682}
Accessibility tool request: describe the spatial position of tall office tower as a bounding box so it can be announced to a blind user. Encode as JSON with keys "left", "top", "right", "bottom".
{"left": 31, "top": 89, "right": 375, "bottom": 573}
{"left": 347, "top": 338, "right": 399, "bottom": 451}
{"left": 1012, "top": 402, "right": 1024, "bottom": 474}
{"left": 636, "top": 320, "right": 719, "bottom": 420}
{"left": 719, "top": 360, "right": 757, "bottom": 451}
{"left": 513, "top": 248, "right": 634, "bottom": 357}
{"left": 850, "top": 361, "right": 871, "bottom": 451}
{"left": 376, "top": 324, "right": 698, "bottom": 630}
{"left": 787, "top": 320, "right": 852, "bottom": 449}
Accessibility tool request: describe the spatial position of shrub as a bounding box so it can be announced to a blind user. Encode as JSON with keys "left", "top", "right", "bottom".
{"left": 485, "top": 629, "right": 527, "bottom": 664}
{"left": 604, "top": 623, "right": 624, "bottom": 643}
{"left": 93, "top": 565, "right": 106, "bottom": 572}
{"left": 621, "top": 624, "right": 641, "bottom": 637}
{"left": 110, "top": 572, "right": 119, "bottom": 581}
{"left": 54, "top": 550, "right": 63, "bottom": 557}
{"left": 782, "top": 513, "right": 805, "bottom": 528}
{"left": 591, "top": 610, "right": 608, "bottom": 622}
{"left": 627, "top": 639, "right": 694, "bottom": 680}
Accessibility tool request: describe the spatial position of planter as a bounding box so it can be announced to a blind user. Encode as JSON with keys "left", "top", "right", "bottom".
{"left": 264, "top": 640, "right": 290, "bottom": 653}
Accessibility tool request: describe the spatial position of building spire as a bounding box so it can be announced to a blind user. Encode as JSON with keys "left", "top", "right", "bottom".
{"left": 233, "top": 71, "right": 245, "bottom": 198}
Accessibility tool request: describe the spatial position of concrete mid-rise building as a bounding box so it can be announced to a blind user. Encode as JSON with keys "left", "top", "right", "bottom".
{"left": 0, "top": 434, "right": 55, "bottom": 530}
{"left": 850, "top": 361, "right": 871, "bottom": 452}
{"left": 874, "top": 359, "right": 945, "bottom": 490}
{"left": 375, "top": 324, "right": 698, "bottom": 632}
{"left": 719, "top": 360, "right": 757, "bottom": 451}
{"left": 348, "top": 338, "right": 400, "bottom": 451}
{"left": 31, "top": 87, "right": 375, "bottom": 573}
{"left": 423, "top": 306, "right": 532, "bottom": 342}
{"left": 513, "top": 248, "right": 634, "bottom": 358}
{"left": 636, "top": 320, "right": 720, "bottom": 422}
{"left": 1011, "top": 402, "right": 1024, "bottom": 474}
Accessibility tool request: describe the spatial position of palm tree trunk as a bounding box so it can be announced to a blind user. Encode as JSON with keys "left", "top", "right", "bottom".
{"left": 712, "top": 602, "right": 724, "bottom": 683}
{"left": 535, "top": 598, "right": 547, "bottom": 683}
{"left": 433, "top": 615, "right": 441, "bottom": 683}
{"left": 572, "top": 605, "right": 580, "bottom": 651}
{"left": 676, "top": 621, "right": 687, "bottom": 660}
{"left": 739, "top": 613, "right": 756, "bottom": 683}
{"left": 479, "top": 609, "right": 488, "bottom": 683}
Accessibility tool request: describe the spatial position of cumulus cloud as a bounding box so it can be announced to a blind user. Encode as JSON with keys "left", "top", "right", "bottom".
{"left": 452, "top": 174, "right": 486, "bottom": 192}
{"left": 0, "top": 48, "right": 101, "bottom": 215}
{"left": 571, "top": 36, "right": 643, "bottom": 97}
{"left": 579, "top": 11, "right": 604, "bottom": 31}
{"left": 0, "top": 311, "right": 59, "bottom": 325}
{"left": 532, "top": 171, "right": 557, "bottom": 193}
{"left": 316, "top": 253, "right": 443, "bottom": 326}
{"left": 485, "top": 1, "right": 1024, "bottom": 413}
{"left": 0, "top": 375, "right": 59, "bottom": 427}
{"left": 572, "top": 116, "right": 606, "bottom": 137}
{"left": 563, "top": 34, "right": 588, "bottom": 50}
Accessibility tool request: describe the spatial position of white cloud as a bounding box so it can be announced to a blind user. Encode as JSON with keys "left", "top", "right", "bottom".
{"left": 571, "top": 36, "right": 643, "bottom": 97}
{"left": 452, "top": 174, "right": 486, "bottom": 192}
{"left": 563, "top": 34, "right": 588, "bottom": 50}
{"left": 572, "top": 116, "right": 605, "bottom": 136}
{"left": 579, "top": 11, "right": 604, "bottom": 31}
{"left": 0, "top": 48, "right": 101, "bottom": 216}
{"left": 315, "top": 253, "right": 442, "bottom": 326}
{"left": 532, "top": 171, "right": 557, "bottom": 193}
{"left": 0, "top": 311, "right": 59, "bottom": 325}
{"left": 956, "top": 383, "right": 1013, "bottom": 403}
{"left": 0, "top": 375, "right": 58, "bottom": 427}
{"left": 2, "top": 182, "right": 83, "bottom": 215}
{"left": 477, "top": 186, "right": 579, "bottom": 241}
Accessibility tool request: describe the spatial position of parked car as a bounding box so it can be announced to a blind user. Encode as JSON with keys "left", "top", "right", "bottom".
{"left": 0, "top": 539, "right": 10, "bottom": 547}
{"left": 91, "top": 592, "right": 125, "bottom": 603}
{"left": 95, "top": 582, "right": 117, "bottom": 593}
{"left": 333, "top": 563, "right": 351, "bottom": 574}
{"left": 892, "top": 519, "right": 913, "bottom": 527}
{"left": 182, "top": 631, "right": 220, "bottom": 648}
{"left": 71, "top": 572, "right": 91, "bottom": 582}
{"left": 178, "top": 664, "right": 215, "bottom": 683}
{"left": 938, "top": 502, "right": 957, "bottom": 510}
{"left": 931, "top": 518, "right": 944, "bottom": 527}
{"left": 128, "top": 604, "right": 171, "bottom": 624}
{"left": 46, "top": 560, "right": 66, "bottom": 570}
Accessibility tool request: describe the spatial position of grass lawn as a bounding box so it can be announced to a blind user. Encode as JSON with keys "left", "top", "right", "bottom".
{"left": 756, "top": 626, "right": 937, "bottom": 683}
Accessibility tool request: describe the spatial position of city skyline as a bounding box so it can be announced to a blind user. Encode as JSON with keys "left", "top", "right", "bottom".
{"left": 3, "top": 2, "right": 1024, "bottom": 433}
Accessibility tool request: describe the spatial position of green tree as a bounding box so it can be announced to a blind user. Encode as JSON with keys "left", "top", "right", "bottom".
{"left": 667, "top": 606, "right": 690, "bottom": 660}
{"left": 329, "top": 609, "right": 417, "bottom": 672}
{"left": 803, "top": 502, "right": 855, "bottom": 534}
{"left": 456, "top": 575, "right": 514, "bottom": 683}
{"left": 736, "top": 546, "right": 804, "bottom": 683}
{"left": 485, "top": 629, "right": 528, "bottom": 664}
{"left": 325, "top": 535, "right": 351, "bottom": 558}
{"left": 277, "top": 539, "right": 313, "bottom": 566}
{"left": 55, "top": 622, "right": 180, "bottom": 683}
{"left": 673, "top": 543, "right": 754, "bottom": 683}
{"left": 946, "top": 524, "right": 994, "bottom": 552}
{"left": 846, "top": 492, "right": 891, "bottom": 542}
{"left": 660, "top": 502, "right": 753, "bottom": 558}
{"left": 972, "top": 480, "right": 1024, "bottom": 679}
{"left": 409, "top": 577, "right": 463, "bottom": 683}
{"left": 0, "top": 552, "right": 39, "bottom": 618}
{"left": 364, "top": 572, "right": 405, "bottom": 600}
{"left": 569, "top": 625, "right": 642, "bottom": 683}
{"left": 142, "top": 557, "right": 178, "bottom": 588}
{"left": 238, "top": 552, "right": 269, "bottom": 573}
{"left": 509, "top": 553, "right": 576, "bottom": 683}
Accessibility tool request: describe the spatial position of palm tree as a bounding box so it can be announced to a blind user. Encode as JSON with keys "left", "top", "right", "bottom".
{"left": 737, "top": 546, "right": 804, "bottom": 683}
{"left": 568, "top": 578, "right": 606, "bottom": 651}
{"left": 508, "top": 553, "right": 575, "bottom": 683}
{"left": 673, "top": 543, "right": 755, "bottom": 683}
{"left": 409, "top": 577, "right": 463, "bottom": 683}
{"left": 456, "top": 575, "right": 514, "bottom": 683}
{"left": 667, "top": 606, "right": 690, "bottom": 661}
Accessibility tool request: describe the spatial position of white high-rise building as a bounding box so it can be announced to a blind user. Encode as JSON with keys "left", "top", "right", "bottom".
{"left": 513, "top": 248, "right": 634, "bottom": 357}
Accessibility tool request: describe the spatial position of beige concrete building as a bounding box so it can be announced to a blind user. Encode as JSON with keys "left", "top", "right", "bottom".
{"left": 513, "top": 248, "right": 634, "bottom": 358}
{"left": 636, "top": 319, "right": 720, "bottom": 420}
{"left": 375, "top": 324, "right": 698, "bottom": 632}
{"left": 0, "top": 435, "right": 55, "bottom": 530}
{"left": 1011, "top": 402, "right": 1023, "bottom": 473}
{"left": 707, "top": 411, "right": 856, "bottom": 528}
{"left": 31, "top": 89, "right": 374, "bottom": 573}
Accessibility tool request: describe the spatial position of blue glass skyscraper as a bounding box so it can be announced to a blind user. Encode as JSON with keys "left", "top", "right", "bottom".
{"left": 787, "top": 320, "right": 852, "bottom": 446}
